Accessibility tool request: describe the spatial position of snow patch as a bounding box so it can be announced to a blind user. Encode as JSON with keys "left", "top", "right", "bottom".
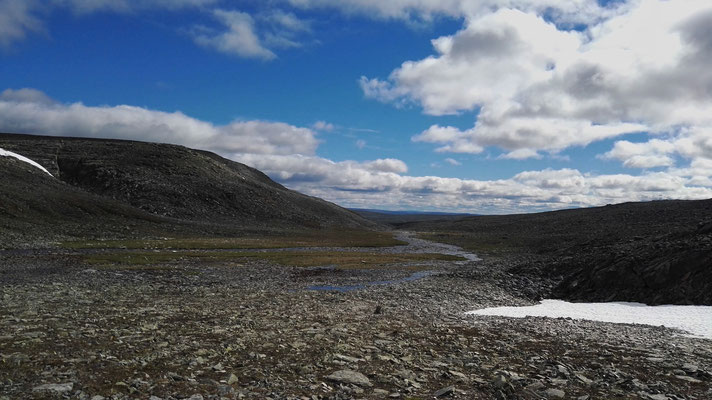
{"left": 0, "top": 147, "right": 53, "bottom": 177}
{"left": 468, "top": 299, "right": 712, "bottom": 340}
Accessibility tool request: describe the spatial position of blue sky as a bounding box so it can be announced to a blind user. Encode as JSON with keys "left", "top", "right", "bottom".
{"left": 1, "top": 0, "right": 711, "bottom": 213}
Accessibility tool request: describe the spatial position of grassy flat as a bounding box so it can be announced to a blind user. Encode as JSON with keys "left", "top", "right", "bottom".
{"left": 62, "top": 230, "right": 405, "bottom": 250}
{"left": 82, "top": 250, "right": 465, "bottom": 270}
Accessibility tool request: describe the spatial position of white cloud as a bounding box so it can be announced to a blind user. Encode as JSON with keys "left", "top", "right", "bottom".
{"left": 312, "top": 120, "right": 334, "bottom": 131}
{"left": 362, "top": 0, "right": 712, "bottom": 172}
{"left": 601, "top": 139, "right": 676, "bottom": 169}
{"left": 193, "top": 10, "right": 276, "bottom": 60}
{"left": 0, "top": 0, "right": 216, "bottom": 47}
{"left": 412, "top": 125, "right": 483, "bottom": 154}
{"left": 356, "top": 139, "right": 366, "bottom": 149}
{"left": 444, "top": 157, "right": 461, "bottom": 166}
{"left": 54, "top": 0, "right": 216, "bottom": 14}
{"left": 3, "top": 90, "right": 710, "bottom": 213}
{"left": 0, "top": 89, "right": 316, "bottom": 156}
{"left": 0, "top": 0, "right": 310, "bottom": 60}
{"left": 0, "top": 88, "right": 56, "bottom": 105}
{"left": 262, "top": 9, "right": 311, "bottom": 32}
{"left": 0, "top": 0, "right": 43, "bottom": 48}
{"left": 363, "top": 158, "right": 408, "bottom": 174}
{"left": 283, "top": 0, "right": 621, "bottom": 25}
{"left": 499, "top": 149, "right": 541, "bottom": 160}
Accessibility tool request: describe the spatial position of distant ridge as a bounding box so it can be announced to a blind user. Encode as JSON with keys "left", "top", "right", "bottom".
{"left": 350, "top": 208, "right": 477, "bottom": 216}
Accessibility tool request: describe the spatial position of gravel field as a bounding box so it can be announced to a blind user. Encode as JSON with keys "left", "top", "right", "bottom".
{"left": 1, "top": 233, "right": 710, "bottom": 399}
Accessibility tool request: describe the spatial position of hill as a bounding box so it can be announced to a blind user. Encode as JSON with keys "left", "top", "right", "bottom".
{"left": 0, "top": 133, "right": 376, "bottom": 246}
{"left": 388, "top": 200, "right": 712, "bottom": 305}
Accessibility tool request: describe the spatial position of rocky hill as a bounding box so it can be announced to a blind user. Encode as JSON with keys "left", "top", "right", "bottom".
{"left": 390, "top": 200, "right": 712, "bottom": 305}
{"left": 0, "top": 133, "right": 376, "bottom": 245}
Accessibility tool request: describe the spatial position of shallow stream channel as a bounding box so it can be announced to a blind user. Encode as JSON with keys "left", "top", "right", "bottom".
{"left": 306, "top": 231, "right": 480, "bottom": 292}
{"left": 312, "top": 232, "right": 712, "bottom": 340}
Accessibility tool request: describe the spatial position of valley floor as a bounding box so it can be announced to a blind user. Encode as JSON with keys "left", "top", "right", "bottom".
{"left": 1, "top": 233, "right": 710, "bottom": 399}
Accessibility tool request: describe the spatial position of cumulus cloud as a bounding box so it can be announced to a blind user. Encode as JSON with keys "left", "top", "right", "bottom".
{"left": 363, "top": 158, "right": 408, "bottom": 174}
{"left": 0, "top": 89, "right": 317, "bottom": 155}
{"left": 2, "top": 89, "right": 710, "bottom": 213}
{"left": 0, "top": 88, "right": 56, "bottom": 105}
{"left": 601, "top": 139, "right": 676, "bottom": 169}
{"left": 362, "top": 0, "right": 712, "bottom": 172}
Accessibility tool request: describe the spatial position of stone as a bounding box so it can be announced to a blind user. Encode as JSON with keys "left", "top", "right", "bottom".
{"left": 433, "top": 386, "right": 455, "bottom": 397}
{"left": 372, "top": 389, "right": 389, "bottom": 397}
{"left": 448, "top": 370, "right": 469, "bottom": 381}
{"left": 326, "top": 369, "right": 372, "bottom": 387}
{"left": 334, "top": 353, "right": 362, "bottom": 363}
{"left": 228, "top": 373, "right": 239, "bottom": 385}
{"left": 32, "top": 383, "right": 74, "bottom": 395}
{"left": 575, "top": 373, "right": 593, "bottom": 385}
{"left": 545, "top": 388, "right": 566, "bottom": 399}
{"left": 526, "top": 381, "right": 545, "bottom": 391}
{"left": 493, "top": 374, "right": 507, "bottom": 387}
{"left": 644, "top": 394, "right": 669, "bottom": 400}
{"left": 675, "top": 375, "right": 702, "bottom": 383}
{"left": 681, "top": 363, "right": 699, "bottom": 374}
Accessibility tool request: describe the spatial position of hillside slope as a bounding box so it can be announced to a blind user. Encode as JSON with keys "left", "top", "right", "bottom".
{"left": 392, "top": 200, "right": 712, "bottom": 305}
{"left": 0, "top": 154, "right": 180, "bottom": 246}
{"left": 0, "top": 133, "right": 376, "bottom": 245}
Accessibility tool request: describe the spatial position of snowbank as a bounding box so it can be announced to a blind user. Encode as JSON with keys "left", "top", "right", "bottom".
{"left": 0, "top": 147, "right": 53, "bottom": 177}
{"left": 468, "top": 299, "right": 712, "bottom": 340}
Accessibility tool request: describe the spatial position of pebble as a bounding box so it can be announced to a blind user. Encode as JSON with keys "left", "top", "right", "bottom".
{"left": 326, "top": 369, "right": 372, "bottom": 387}
{"left": 545, "top": 388, "right": 566, "bottom": 399}
{"left": 32, "top": 383, "right": 73, "bottom": 394}
{"left": 433, "top": 386, "right": 455, "bottom": 397}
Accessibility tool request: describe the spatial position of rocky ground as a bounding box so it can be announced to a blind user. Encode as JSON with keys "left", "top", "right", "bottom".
{"left": 1, "top": 234, "right": 711, "bottom": 400}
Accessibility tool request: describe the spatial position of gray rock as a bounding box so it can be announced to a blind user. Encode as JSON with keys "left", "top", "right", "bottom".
{"left": 228, "top": 373, "right": 239, "bottom": 385}
{"left": 492, "top": 374, "right": 507, "bottom": 387}
{"left": 681, "top": 363, "right": 699, "bottom": 374}
{"left": 545, "top": 388, "right": 565, "bottom": 399}
{"left": 526, "top": 381, "right": 545, "bottom": 391}
{"left": 326, "top": 369, "right": 372, "bottom": 387}
{"left": 675, "top": 375, "right": 702, "bottom": 383}
{"left": 575, "top": 373, "right": 593, "bottom": 385}
{"left": 433, "top": 386, "right": 455, "bottom": 397}
{"left": 32, "top": 383, "right": 74, "bottom": 394}
{"left": 643, "top": 394, "right": 669, "bottom": 400}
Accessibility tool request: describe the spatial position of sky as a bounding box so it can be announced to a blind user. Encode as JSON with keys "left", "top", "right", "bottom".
{"left": 1, "top": 0, "right": 711, "bottom": 214}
